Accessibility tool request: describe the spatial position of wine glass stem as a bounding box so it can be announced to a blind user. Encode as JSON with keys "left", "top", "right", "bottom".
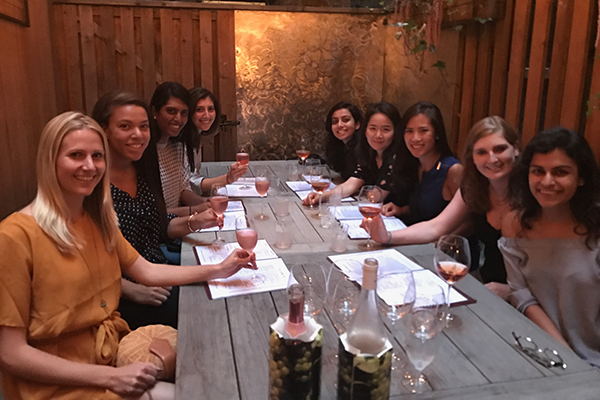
{"left": 446, "top": 282, "right": 452, "bottom": 318}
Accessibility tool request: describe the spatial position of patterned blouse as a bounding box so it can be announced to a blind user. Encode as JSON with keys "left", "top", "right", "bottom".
{"left": 351, "top": 152, "right": 396, "bottom": 192}
{"left": 157, "top": 140, "right": 192, "bottom": 209}
{"left": 111, "top": 175, "right": 177, "bottom": 264}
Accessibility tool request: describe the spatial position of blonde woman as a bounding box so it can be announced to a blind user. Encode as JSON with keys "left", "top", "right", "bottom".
{"left": 0, "top": 112, "right": 254, "bottom": 399}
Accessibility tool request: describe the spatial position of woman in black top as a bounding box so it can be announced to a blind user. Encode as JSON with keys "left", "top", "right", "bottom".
{"left": 324, "top": 102, "right": 363, "bottom": 180}
{"left": 92, "top": 91, "right": 222, "bottom": 328}
{"left": 303, "top": 102, "right": 402, "bottom": 205}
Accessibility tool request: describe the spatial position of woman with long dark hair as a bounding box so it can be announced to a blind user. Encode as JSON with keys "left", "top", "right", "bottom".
{"left": 383, "top": 101, "right": 463, "bottom": 225}
{"left": 324, "top": 101, "right": 363, "bottom": 180}
{"left": 303, "top": 102, "right": 402, "bottom": 205}
{"left": 186, "top": 87, "right": 247, "bottom": 195}
{"left": 500, "top": 127, "right": 600, "bottom": 366}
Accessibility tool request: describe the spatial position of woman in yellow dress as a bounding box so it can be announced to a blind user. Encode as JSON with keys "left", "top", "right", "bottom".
{"left": 0, "top": 112, "right": 255, "bottom": 400}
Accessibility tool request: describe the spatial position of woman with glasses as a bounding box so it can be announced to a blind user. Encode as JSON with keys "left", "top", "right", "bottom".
{"left": 500, "top": 127, "right": 600, "bottom": 367}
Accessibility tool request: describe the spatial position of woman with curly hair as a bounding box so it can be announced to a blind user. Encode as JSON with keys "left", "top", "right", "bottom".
{"left": 499, "top": 127, "right": 600, "bottom": 366}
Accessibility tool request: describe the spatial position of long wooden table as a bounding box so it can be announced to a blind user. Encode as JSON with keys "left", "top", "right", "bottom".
{"left": 176, "top": 160, "right": 600, "bottom": 399}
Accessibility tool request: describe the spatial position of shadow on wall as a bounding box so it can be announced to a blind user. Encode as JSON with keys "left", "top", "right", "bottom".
{"left": 235, "top": 10, "right": 460, "bottom": 161}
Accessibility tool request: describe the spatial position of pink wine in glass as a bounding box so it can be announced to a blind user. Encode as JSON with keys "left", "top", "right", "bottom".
{"left": 255, "top": 180, "right": 270, "bottom": 196}
{"left": 236, "top": 152, "right": 250, "bottom": 165}
{"left": 209, "top": 195, "right": 229, "bottom": 215}
{"left": 359, "top": 205, "right": 381, "bottom": 219}
{"left": 296, "top": 149, "right": 310, "bottom": 161}
{"left": 236, "top": 228, "right": 258, "bottom": 251}
{"left": 437, "top": 261, "right": 468, "bottom": 283}
{"left": 311, "top": 180, "right": 330, "bottom": 192}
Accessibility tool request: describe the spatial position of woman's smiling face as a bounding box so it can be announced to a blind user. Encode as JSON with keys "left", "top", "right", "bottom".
{"left": 365, "top": 113, "right": 394, "bottom": 154}
{"left": 528, "top": 149, "right": 582, "bottom": 209}
{"left": 154, "top": 97, "right": 189, "bottom": 138}
{"left": 472, "top": 132, "right": 519, "bottom": 182}
{"left": 331, "top": 108, "right": 359, "bottom": 143}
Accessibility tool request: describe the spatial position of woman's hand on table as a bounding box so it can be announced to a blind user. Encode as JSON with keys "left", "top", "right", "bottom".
{"left": 360, "top": 215, "right": 390, "bottom": 244}
{"left": 108, "top": 362, "right": 159, "bottom": 398}
{"left": 302, "top": 191, "right": 321, "bottom": 206}
{"left": 381, "top": 202, "right": 405, "bottom": 217}
{"left": 228, "top": 162, "right": 248, "bottom": 183}
{"left": 213, "top": 249, "right": 257, "bottom": 279}
{"left": 485, "top": 282, "right": 511, "bottom": 301}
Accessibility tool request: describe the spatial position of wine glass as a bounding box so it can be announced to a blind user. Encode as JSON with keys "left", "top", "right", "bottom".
{"left": 402, "top": 281, "right": 446, "bottom": 394}
{"left": 302, "top": 159, "right": 322, "bottom": 210}
{"left": 325, "top": 263, "right": 360, "bottom": 364}
{"left": 378, "top": 269, "right": 416, "bottom": 378}
{"left": 236, "top": 145, "right": 251, "bottom": 190}
{"left": 357, "top": 185, "right": 383, "bottom": 250}
{"left": 209, "top": 183, "right": 228, "bottom": 247}
{"left": 235, "top": 215, "right": 264, "bottom": 284}
{"left": 254, "top": 167, "right": 270, "bottom": 221}
{"left": 311, "top": 165, "right": 332, "bottom": 219}
{"left": 434, "top": 235, "right": 470, "bottom": 327}
{"left": 296, "top": 135, "right": 310, "bottom": 165}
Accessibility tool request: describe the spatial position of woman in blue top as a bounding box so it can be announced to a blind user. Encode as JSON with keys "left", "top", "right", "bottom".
{"left": 383, "top": 102, "right": 463, "bottom": 225}
{"left": 500, "top": 127, "right": 600, "bottom": 366}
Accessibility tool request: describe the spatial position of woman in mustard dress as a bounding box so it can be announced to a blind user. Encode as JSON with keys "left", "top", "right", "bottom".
{"left": 0, "top": 112, "right": 255, "bottom": 400}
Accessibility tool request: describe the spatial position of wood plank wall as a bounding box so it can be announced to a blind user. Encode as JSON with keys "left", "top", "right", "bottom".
{"left": 51, "top": 3, "right": 237, "bottom": 161}
{"left": 453, "top": 0, "right": 600, "bottom": 161}
{"left": 0, "top": 0, "right": 57, "bottom": 219}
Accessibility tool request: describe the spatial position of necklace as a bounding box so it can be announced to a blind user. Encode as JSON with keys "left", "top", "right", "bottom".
{"left": 78, "top": 215, "right": 107, "bottom": 309}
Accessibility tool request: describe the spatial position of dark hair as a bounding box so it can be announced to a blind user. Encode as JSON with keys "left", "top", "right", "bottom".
{"left": 92, "top": 91, "right": 169, "bottom": 240}
{"left": 509, "top": 127, "right": 600, "bottom": 247}
{"left": 149, "top": 82, "right": 194, "bottom": 168}
{"left": 460, "top": 116, "right": 520, "bottom": 214}
{"left": 357, "top": 102, "right": 403, "bottom": 167}
{"left": 394, "top": 102, "right": 454, "bottom": 195}
{"left": 185, "top": 87, "right": 222, "bottom": 171}
{"left": 325, "top": 102, "right": 363, "bottom": 174}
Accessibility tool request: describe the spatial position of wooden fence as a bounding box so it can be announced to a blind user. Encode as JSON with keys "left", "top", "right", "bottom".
{"left": 51, "top": 2, "right": 237, "bottom": 160}
{"left": 453, "top": 0, "right": 600, "bottom": 160}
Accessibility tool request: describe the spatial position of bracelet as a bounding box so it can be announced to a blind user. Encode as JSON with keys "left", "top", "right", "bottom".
{"left": 385, "top": 231, "right": 393, "bottom": 245}
{"left": 188, "top": 212, "right": 199, "bottom": 233}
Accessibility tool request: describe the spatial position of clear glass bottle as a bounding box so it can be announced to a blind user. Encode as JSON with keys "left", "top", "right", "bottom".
{"left": 345, "top": 258, "right": 386, "bottom": 355}
{"left": 285, "top": 283, "right": 306, "bottom": 338}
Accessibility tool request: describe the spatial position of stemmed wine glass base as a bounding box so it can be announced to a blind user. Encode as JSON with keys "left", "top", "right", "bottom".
{"left": 402, "top": 373, "right": 432, "bottom": 394}
{"left": 255, "top": 214, "right": 269, "bottom": 221}
{"left": 249, "top": 273, "right": 266, "bottom": 285}
{"left": 212, "top": 237, "right": 226, "bottom": 247}
{"left": 444, "top": 312, "right": 462, "bottom": 328}
{"left": 358, "top": 241, "right": 380, "bottom": 251}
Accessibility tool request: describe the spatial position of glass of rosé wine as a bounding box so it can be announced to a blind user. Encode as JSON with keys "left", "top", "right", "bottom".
{"left": 434, "top": 234, "right": 470, "bottom": 327}
{"left": 254, "top": 167, "right": 271, "bottom": 221}
{"left": 209, "top": 183, "right": 229, "bottom": 247}
{"left": 296, "top": 135, "right": 310, "bottom": 165}
{"left": 357, "top": 185, "right": 383, "bottom": 250}
{"left": 236, "top": 146, "right": 251, "bottom": 190}
{"left": 235, "top": 215, "right": 264, "bottom": 284}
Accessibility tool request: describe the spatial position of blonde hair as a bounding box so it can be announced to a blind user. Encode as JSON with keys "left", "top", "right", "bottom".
{"left": 33, "top": 112, "right": 119, "bottom": 253}
{"left": 460, "top": 116, "right": 520, "bottom": 214}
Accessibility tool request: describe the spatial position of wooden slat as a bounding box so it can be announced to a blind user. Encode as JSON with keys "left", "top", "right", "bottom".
{"left": 488, "top": 0, "right": 515, "bottom": 116}
{"left": 216, "top": 10, "right": 236, "bottom": 161}
{"left": 521, "top": 0, "right": 553, "bottom": 144}
{"left": 559, "top": 0, "right": 594, "bottom": 130}
{"left": 544, "top": 0, "right": 574, "bottom": 129}
{"left": 180, "top": 10, "right": 194, "bottom": 89}
{"left": 159, "top": 8, "right": 174, "bottom": 82}
{"left": 51, "top": 4, "right": 69, "bottom": 112}
{"left": 139, "top": 7, "right": 155, "bottom": 100}
{"left": 172, "top": 10, "right": 183, "bottom": 84}
{"left": 79, "top": 5, "right": 98, "bottom": 112}
{"left": 504, "top": 0, "right": 533, "bottom": 128}
{"left": 199, "top": 10, "right": 214, "bottom": 90}
{"left": 472, "top": 23, "right": 494, "bottom": 123}
{"left": 120, "top": 6, "right": 136, "bottom": 93}
{"left": 457, "top": 24, "right": 478, "bottom": 153}
{"left": 450, "top": 29, "right": 466, "bottom": 155}
{"left": 584, "top": 54, "right": 600, "bottom": 164}
{"left": 98, "top": 6, "right": 117, "bottom": 93}
{"left": 63, "top": 4, "right": 84, "bottom": 111}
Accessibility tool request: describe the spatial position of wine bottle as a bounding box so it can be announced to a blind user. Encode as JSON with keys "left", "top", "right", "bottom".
{"left": 346, "top": 258, "right": 386, "bottom": 355}
{"left": 285, "top": 283, "right": 307, "bottom": 338}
